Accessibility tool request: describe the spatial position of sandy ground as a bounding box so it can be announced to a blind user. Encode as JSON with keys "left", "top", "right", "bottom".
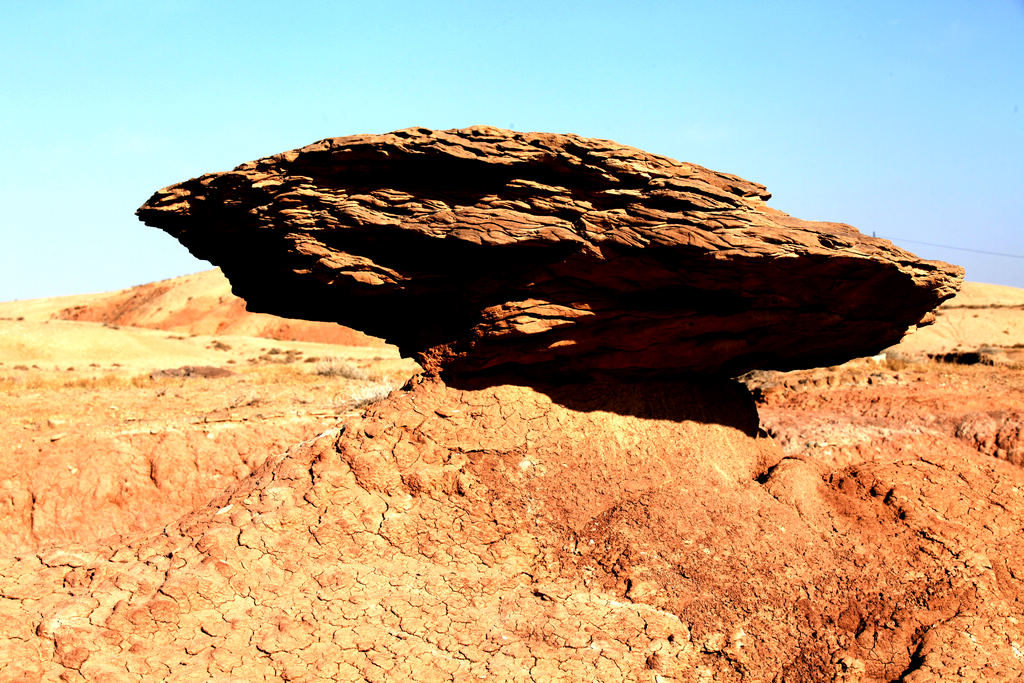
{"left": 0, "top": 317, "right": 398, "bottom": 375}
{"left": 890, "top": 280, "right": 1024, "bottom": 355}
{"left": 0, "top": 271, "right": 419, "bottom": 554}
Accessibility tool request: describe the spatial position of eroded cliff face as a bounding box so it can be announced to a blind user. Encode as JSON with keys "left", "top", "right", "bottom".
{"left": 2, "top": 377, "right": 1022, "bottom": 681}
{"left": 137, "top": 126, "right": 962, "bottom": 382}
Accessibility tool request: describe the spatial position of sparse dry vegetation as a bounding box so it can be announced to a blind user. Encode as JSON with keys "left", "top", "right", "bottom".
{"left": 0, "top": 371, "right": 160, "bottom": 393}
{"left": 346, "top": 381, "right": 397, "bottom": 408}
{"left": 882, "top": 355, "right": 913, "bottom": 372}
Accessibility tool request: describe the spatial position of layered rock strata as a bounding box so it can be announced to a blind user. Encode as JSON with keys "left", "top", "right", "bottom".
{"left": 137, "top": 126, "right": 962, "bottom": 382}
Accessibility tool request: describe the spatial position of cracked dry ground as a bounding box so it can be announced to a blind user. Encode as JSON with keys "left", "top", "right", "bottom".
{"left": 1, "top": 364, "right": 1023, "bottom": 681}
{"left": 0, "top": 360, "right": 410, "bottom": 555}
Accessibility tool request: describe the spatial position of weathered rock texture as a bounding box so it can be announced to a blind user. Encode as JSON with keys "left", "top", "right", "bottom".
{"left": 137, "top": 126, "right": 962, "bottom": 381}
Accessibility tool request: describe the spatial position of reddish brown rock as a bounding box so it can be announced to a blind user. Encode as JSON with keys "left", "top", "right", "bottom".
{"left": 137, "top": 126, "right": 962, "bottom": 382}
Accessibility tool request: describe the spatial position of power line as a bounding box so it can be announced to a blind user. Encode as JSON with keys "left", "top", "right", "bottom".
{"left": 878, "top": 236, "right": 1024, "bottom": 260}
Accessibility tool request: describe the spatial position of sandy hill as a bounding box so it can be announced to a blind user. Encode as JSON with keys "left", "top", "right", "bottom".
{"left": 0, "top": 268, "right": 381, "bottom": 347}
{"left": 892, "top": 281, "right": 1024, "bottom": 355}
{"left": 0, "top": 317, "right": 399, "bottom": 374}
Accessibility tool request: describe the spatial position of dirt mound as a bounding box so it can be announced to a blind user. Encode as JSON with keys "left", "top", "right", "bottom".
{"left": 747, "top": 359, "right": 1024, "bottom": 678}
{"left": 955, "top": 411, "right": 1024, "bottom": 466}
{"left": 137, "top": 126, "right": 961, "bottom": 380}
{"left": 0, "top": 268, "right": 382, "bottom": 347}
{"left": 1, "top": 375, "right": 1022, "bottom": 680}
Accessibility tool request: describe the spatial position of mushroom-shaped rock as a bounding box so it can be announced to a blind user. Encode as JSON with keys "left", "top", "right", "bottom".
{"left": 137, "top": 126, "right": 962, "bottom": 382}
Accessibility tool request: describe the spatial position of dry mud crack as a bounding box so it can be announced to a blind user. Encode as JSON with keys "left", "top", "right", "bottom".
{"left": 1, "top": 375, "right": 1023, "bottom": 681}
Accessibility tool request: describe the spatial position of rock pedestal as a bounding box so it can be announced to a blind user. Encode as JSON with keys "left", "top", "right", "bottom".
{"left": 0, "top": 127, "right": 992, "bottom": 680}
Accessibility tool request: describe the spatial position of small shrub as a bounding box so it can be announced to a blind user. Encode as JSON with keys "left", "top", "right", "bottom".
{"left": 315, "top": 358, "right": 371, "bottom": 380}
{"left": 230, "top": 390, "right": 262, "bottom": 408}
{"left": 883, "top": 356, "right": 910, "bottom": 372}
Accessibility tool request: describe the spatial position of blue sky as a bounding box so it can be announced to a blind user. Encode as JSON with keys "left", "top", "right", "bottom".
{"left": 2, "top": 0, "right": 1022, "bottom": 300}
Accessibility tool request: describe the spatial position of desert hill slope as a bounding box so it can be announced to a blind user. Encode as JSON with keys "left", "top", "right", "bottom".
{"left": 0, "top": 268, "right": 381, "bottom": 346}
{"left": 0, "top": 317, "right": 390, "bottom": 375}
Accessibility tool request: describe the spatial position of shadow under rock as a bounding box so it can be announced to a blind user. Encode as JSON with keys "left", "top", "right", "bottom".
{"left": 441, "top": 372, "right": 761, "bottom": 435}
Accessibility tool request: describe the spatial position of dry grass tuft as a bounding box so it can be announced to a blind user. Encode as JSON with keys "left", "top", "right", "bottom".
{"left": 882, "top": 356, "right": 912, "bottom": 372}
{"left": 346, "top": 382, "right": 397, "bottom": 409}
{"left": 314, "top": 358, "right": 377, "bottom": 381}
